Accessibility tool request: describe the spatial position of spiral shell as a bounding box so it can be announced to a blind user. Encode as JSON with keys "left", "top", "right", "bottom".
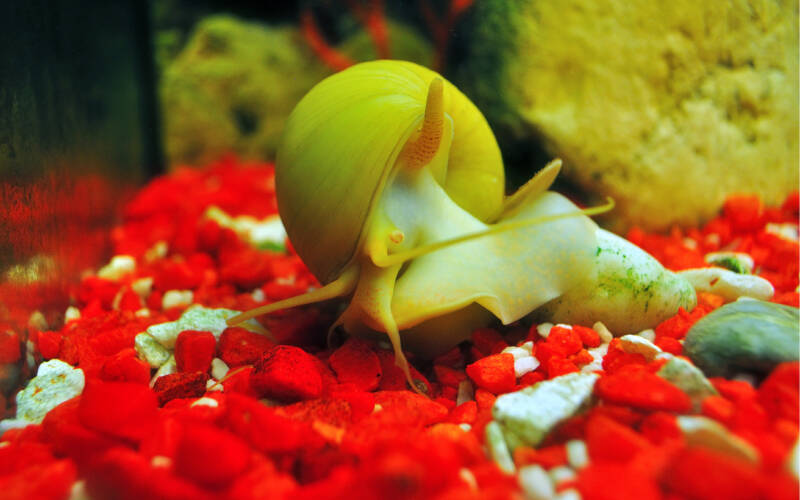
{"left": 276, "top": 60, "right": 505, "bottom": 284}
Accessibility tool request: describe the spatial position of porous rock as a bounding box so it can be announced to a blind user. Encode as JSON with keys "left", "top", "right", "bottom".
{"left": 460, "top": 0, "right": 799, "bottom": 230}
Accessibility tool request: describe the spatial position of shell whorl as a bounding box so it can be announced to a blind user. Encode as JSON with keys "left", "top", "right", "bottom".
{"left": 276, "top": 60, "right": 505, "bottom": 284}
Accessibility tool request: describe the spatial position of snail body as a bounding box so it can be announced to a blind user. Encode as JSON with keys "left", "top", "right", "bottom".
{"left": 229, "top": 60, "right": 696, "bottom": 383}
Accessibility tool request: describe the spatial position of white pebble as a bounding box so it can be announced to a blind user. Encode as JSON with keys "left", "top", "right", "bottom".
{"left": 69, "top": 480, "right": 89, "bottom": 500}
{"left": 619, "top": 335, "right": 662, "bottom": 361}
{"left": 677, "top": 416, "right": 759, "bottom": 463}
{"left": 25, "top": 340, "right": 36, "bottom": 369}
{"left": 518, "top": 465, "right": 555, "bottom": 500}
{"left": 131, "top": 277, "right": 154, "bottom": 299}
{"left": 145, "top": 241, "right": 168, "bottom": 262}
{"left": 788, "top": 439, "right": 799, "bottom": 479}
{"left": 566, "top": 439, "right": 589, "bottom": 469}
{"left": 191, "top": 397, "right": 220, "bottom": 408}
{"left": 514, "top": 356, "right": 541, "bottom": 378}
{"left": 549, "top": 466, "right": 576, "bottom": 484}
{"left": 654, "top": 352, "right": 675, "bottom": 362}
{"left": 592, "top": 322, "right": 613, "bottom": 343}
{"left": 537, "top": 323, "right": 554, "bottom": 338}
{"left": 555, "top": 489, "right": 582, "bottom": 500}
{"left": 485, "top": 421, "right": 515, "bottom": 474}
{"left": 64, "top": 306, "right": 81, "bottom": 323}
{"left": 580, "top": 344, "right": 608, "bottom": 374}
{"left": 206, "top": 380, "right": 224, "bottom": 392}
{"left": 150, "top": 355, "right": 177, "bottom": 387}
{"left": 211, "top": 357, "right": 230, "bottom": 381}
{"left": 28, "top": 310, "right": 48, "bottom": 331}
{"left": 97, "top": 255, "right": 136, "bottom": 281}
{"left": 520, "top": 341, "right": 535, "bottom": 354}
{"left": 251, "top": 288, "right": 266, "bottom": 302}
{"left": 503, "top": 346, "right": 532, "bottom": 360}
{"left": 765, "top": 223, "right": 799, "bottom": 242}
{"left": 162, "top": 290, "right": 194, "bottom": 310}
{"left": 147, "top": 306, "right": 266, "bottom": 348}
{"left": 637, "top": 329, "right": 656, "bottom": 342}
{"left": 679, "top": 268, "right": 774, "bottom": 301}
{"left": 459, "top": 468, "right": 478, "bottom": 491}
{"left": 135, "top": 308, "right": 151, "bottom": 318}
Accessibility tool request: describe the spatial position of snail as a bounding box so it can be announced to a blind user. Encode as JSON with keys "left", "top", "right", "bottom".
{"left": 228, "top": 60, "right": 696, "bottom": 386}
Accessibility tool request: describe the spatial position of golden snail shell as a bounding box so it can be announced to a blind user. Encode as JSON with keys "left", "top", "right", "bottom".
{"left": 275, "top": 60, "right": 506, "bottom": 284}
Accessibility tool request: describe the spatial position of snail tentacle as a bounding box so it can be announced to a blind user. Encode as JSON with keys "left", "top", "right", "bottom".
{"left": 400, "top": 78, "right": 446, "bottom": 170}
{"left": 226, "top": 266, "right": 359, "bottom": 326}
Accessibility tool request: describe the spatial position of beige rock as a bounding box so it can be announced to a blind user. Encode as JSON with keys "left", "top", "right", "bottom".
{"left": 160, "top": 16, "right": 434, "bottom": 168}
{"left": 461, "top": 0, "right": 799, "bottom": 230}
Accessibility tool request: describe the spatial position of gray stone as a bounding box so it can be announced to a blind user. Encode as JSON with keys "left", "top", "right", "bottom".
{"left": 684, "top": 299, "right": 799, "bottom": 377}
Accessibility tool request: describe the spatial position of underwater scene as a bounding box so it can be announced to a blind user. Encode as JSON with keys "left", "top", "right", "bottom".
{"left": 0, "top": 1, "right": 798, "bottom": 499}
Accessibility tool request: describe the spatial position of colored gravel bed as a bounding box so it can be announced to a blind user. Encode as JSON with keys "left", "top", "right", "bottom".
{"left": 0, "top": 157, "right": 797, "bottom": 500}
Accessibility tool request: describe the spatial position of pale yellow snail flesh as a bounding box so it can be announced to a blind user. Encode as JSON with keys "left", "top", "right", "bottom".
{"left": 227, "top": 61, "right": 697, "bottom": 389}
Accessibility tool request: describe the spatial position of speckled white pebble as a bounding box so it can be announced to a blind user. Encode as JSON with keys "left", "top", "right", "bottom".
{"left": 135, "top": 333, "right": 171, "bottom": 368}
{"left": 14, "top": 360, "right": 84, "bottom": 424}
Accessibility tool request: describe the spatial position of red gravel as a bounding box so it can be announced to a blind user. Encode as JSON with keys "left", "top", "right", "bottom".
{"left": 0, "top": 158, "right": 797, "bottom": 499}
